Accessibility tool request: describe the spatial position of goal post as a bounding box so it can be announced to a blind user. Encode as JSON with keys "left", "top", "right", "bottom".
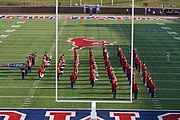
{"left": 55, "top": 0, "right": 135, "bottom": 104}
{"left": 130, "top": 0, "right": 135, "bottom": 103}
{"left": 55, "top": 0, "right": 59, "bottom": 102}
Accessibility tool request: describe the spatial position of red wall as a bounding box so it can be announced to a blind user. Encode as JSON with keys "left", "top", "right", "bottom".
{"left": 0, "top": 6, "right": 179, "bottom": 16}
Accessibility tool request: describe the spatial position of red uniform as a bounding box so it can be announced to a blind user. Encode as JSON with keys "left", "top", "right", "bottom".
{"left": 89, "top": 57, "right": 94, "bottom": 65}
{"left": 89, "top": 48, "right": 93, "bottom": 57}
{"left": 142, "top": 70, "right": 147, "bottom": 77}
{"left": 146, "top": 74, "right": 151, "bottom": 88}
{"left": 113, "top": 81, "right": 118, "bottom": 91}
{"left": 31, "top": 55, "right": 36, "bottom": 66}
{"left": 38, "top": 67, "right": 43, "bottom": 79}
{"left": 90, "top": 73, "right": 95, "bottom": 88}
{"left": 150, "top": 82, "right": 156, "bottom": 98}
{"left": 134, "top": 83, "right": 139, "bottom": 99}
{"left": 70, "top": 73, "right": 76, "bottom": 88}
{"left": 142, "top": 70, "right": 147, "bottom": 85}
{"left": 90, "top": 66, "right": 94, "bottom": 75}
{"left": 141, "top": 63, "right": 146, "bottom": 72}
{"left": 134, "top": 83, "right": 139, "bottom": 92}
{"left": 151, "top": 83, "right": 156, "bottom": 91}
{"left": 137, "top": 58, "right": 142, "bottom": 73}
{"left": 70, "top": 74, "right": 75, "bottom": 83}
{"left": 38, "top": 68, "right": 43, "bottom": 74}
{"left": 133, "top": 48, "right": 136, "bottom": 57}
{"left": 113, "top": 82, "right": 118, "bottom": 98}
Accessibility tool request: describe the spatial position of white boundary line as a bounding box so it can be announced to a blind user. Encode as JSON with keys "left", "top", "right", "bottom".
{"left": 1, "top": 96, "right": 180, "bottom": 101}
{"left": 1, "top": 86, "right": 180, "bottom": 90}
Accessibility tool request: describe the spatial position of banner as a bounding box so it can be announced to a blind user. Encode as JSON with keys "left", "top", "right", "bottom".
{"left": 0, "top": 15, "right": 177, "bottom": 21}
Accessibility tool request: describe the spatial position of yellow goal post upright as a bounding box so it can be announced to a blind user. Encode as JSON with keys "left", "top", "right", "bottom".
{"left": 55, "top": 0, "right": 135, "bottom": 105}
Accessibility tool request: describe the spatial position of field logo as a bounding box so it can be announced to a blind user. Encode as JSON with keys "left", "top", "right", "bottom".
{"left": 0, "top": 62, "right": 25, "bottom": 69}
{"left": 158, "top": 113, "right": 180, "bottom": 120}
{"left": 67, "top": 37, "right": 113, "bottom": 50}
{"left": 110, "top": 112, "right": 140, "bottom": 120}
{"left": 45, "top": 111, "right": 75, "bottom": 120}
{"left": 0, "top": 110, "right": 180, "bottom": 120}
{"left": 0, "top": 111, "right": 26, "bottom": 120}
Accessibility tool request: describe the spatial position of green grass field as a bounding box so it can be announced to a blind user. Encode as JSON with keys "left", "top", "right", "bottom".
{"left": 0, "top": 15, "right": 180, "bottom": 110}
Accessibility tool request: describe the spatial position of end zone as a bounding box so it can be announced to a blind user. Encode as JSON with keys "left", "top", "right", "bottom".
{"left": 0, "top": 109, "right": 179, "bottom": 120}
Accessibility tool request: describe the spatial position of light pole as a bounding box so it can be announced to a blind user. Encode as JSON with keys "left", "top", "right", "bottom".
{"left": 80, "top": 0, "right": 82, "bottom": 6}
{"left": 70, "top": 0, "right": 72, "bottom": 6}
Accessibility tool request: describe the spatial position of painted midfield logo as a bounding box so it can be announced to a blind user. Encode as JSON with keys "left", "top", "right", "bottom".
{"left": 67, "top": 37, "right": 113, "bottom": 50}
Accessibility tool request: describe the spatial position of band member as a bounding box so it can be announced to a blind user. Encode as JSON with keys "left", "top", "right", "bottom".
{"left": 38, "top": 67, "right": 44, "bottom": 80}
{"left": 31, "top": 52, "right": 37, "bottom": 66}
{"left": 20, "top": 65, "right": 25, "bottom": 79}
{"left": 90, "top": 73, "right": 95, "bottom": 88}
{"left": 150, "top": 82, "right": 156, "bottom": 98}
{"left": 57, "top": 66, "right": 63, "bottom": 80}
{"left": 142, "top": 69, "right": 147, "bottom": 85}
{"left": 113, "top": 81, "right": 118, "bottom": 98}
{"left": 70, "top": 72, "right": 76, "bottom": 88}
{"left": 134, "top": 83, "right": 139, "bottom": 99}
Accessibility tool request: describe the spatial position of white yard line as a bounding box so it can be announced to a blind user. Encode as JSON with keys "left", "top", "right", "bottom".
{"left": 17, "top": 21, "right": 25, "bottom": 24}
{"left": 22, "top": 20, "right": 67, "bottom": 107}
{"left": 11, "top": 25, "right": 21, "bottom": 28}
{"left": 1, "top": 86, "right": 180, "bottom": 91}
{"left": 0, "top": 34, "right": 9, "bottom": 38}
{"left": 115, "top": 20, "right": 130, "bottom": 45}
{"left": 140, "top": 56, "right": 180, "bottom": 58}
{"left": 153, "top": 80, "right": 180, "bottom": 83}
{"left": 148, "top": 67, "right": 180, "bottom": 69}
{"left": 153, "top": 98, "right": 162, "bottom": 109}
{"left": 22, "top": 80, "right": 40, "bottom": 107}
{"left": 150, "top": 73, "right": 180, "bottom": 75}
{"left": 141, "top": 88, "right": 180, "bottom": 91}
{"left": 0, "top": 86, "right": 55, "bottom": 89}
{"left": 1, "top": 96, "right": 180, "bottom": 101}
{"left": 156, "top": 88, "right": 180, "bottom": 91}
{"left": 5, "top": 29, "right": 16, "bottom": 33}
{"left": 173, "top": 36, "right": 180, "bottom": 40}
{"left": 49, "top": 20, "right": 67, "bottom": 55}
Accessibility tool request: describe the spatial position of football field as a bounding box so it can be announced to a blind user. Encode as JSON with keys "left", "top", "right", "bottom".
{"left": 0, "top": 15, "right": 180, "bottom": 110}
